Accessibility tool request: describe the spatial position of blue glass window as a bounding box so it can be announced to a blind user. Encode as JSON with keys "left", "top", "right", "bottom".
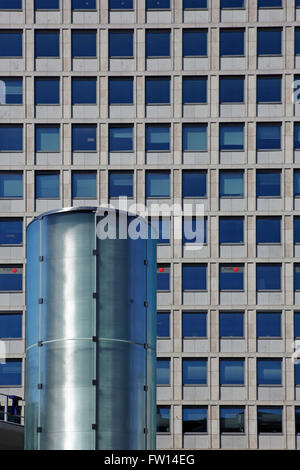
{"left": 0, "top": 313, "right": 22, "bottom": 338}
{"left": 182, "top": 76, "right": 207, "bottom": 104}
{"left": 183, "top": 29, "right": 207, "bottom": 57}
{"left": 0, "top": 0, "right": 22, "bottom": 8}
{"left": 220, "top": 359, "right": 244, "bottom": 385}
{"left": 296, "top": 408, "right": 300, "bottom": 434}
{"left": 294, "top": 217, "right": 300, "bottom": 243}
{"left": 35, "top": 125, "right": 60, "bottom": 152}
{"left": 296, "top": 29, "right": 300, "bottom": 55}
{"left": 0, "top": 219, "right": 22, "bottom": 245}
{"left": 220, "top": 407, "right": 245, "bottom": 433}
{"left": 182, "top": 264, "right": 207, "bottom": 291}
{"left": 35, "top": 0, "right": 59, "bottom": 9}
{"left": 257, "top": 407, "right": 282, "bottom": 433}
{"left": 109, "top": 171, "right": 133, "bottom": 198}
{"left": 35, "top": 30, "right": 59, "bottom": 57}
{"left": 297, "top": 0, "right": 300, "bottom": 6}
{"left": 109, "top": 0, "right": 133, "bottom": 9}
{"left": 109, "top": 30, "right": 133, "bottom": 57}
{"left": 150, "top": 218, "right": 170, "bottom": 244}
{"left": 72, "top": 30, "right": 96, "bottom": 57}
{"left": 157, "top": 406, "right": 170, "bottom": 432}
{"left": 72, "top": 125, "right": 96, "bottom": 152}
{"left": 35, "top": 78, "right": 59, "bottom": 105}
{"left": 146, "top": 125, "right": 170, "bottom": 152}
{"left": 183, "top": 0, "right": 207, "bottom": 7}
{"left": 182, "top": 312, "right": 207, "bottom": 337}
{"left": 257, "top": 28, "right": 282, "bottom": 55}
{"left": 183, "top": 407, "right": 207, "bottom": 433}
{"left": 146, "top": 77, "right": 170, "bottom": 104}
{"left": 72, "top": 78, "right": 96, "bottom": 104}
{"left": 219, "top": 76, "right": 244, "bottom": 103}
{"left": 258, "top": 0, "right": 282, "bottom": 6}
{"left": 256, "top": 264, "right": 281, "bottom": 290}
{"left": 0, "top": 31, "right": 22, "bottom": 57}
{"left": 219, "top": 124, "right": 244, "bottom": 151}
{"left": 256, "top": 170, "right": 281, "bottom": 197}
{"left": 157, "top": 265, "right": 170, "bottom": 291}
{"left": 182, "top": 171, "right": 206, "bottom": 197}
{"left": 156, "top": 358, "right": 170, "bottom": 385}
{"left": 219, "top": 312, "right": 244, "bottom": 338}
{"left": 0, "top": 360, "right": 22, "bottom": 386}
{"left": 219, "top": 171, "right": 244, "bottom": 197}
{"left": 294, "top": 123, "right": 300, "bottom": 150}
{"left": 146, "top": 30, "right": 170, "bottom": 57}
{"left": 294, "top": 170, "right": 300, "bottom": 196}
{"left": 256, "top": 217, "right": 281, "bottom": 243}
{"left": 72, "top": 0, "right": 96, "bottom": 8}
{"left": 295, "top": 313, "right": 300, "bottom": 338}
{"left": 0, "top": 125, "right": 22, "bottom": 151}
{"left": 146, "top": 0, "right": 170, "bottom": 8}
{"left": 220, "top": 29, "right": 244, "bottom": 56}
{"left": 219, "top": 217, "right": 244, "bottom": 244}
{"left": 182, "top": 359, "right": 207, "bottom": 385}
{"left": 256, "top": 123, "right": 281, "bottom": 150}
{"left": 72, "top": 172, "right": 96, "bottom": 198}
{"left": 257, "top": 359, "right": 282, "bottom": 385}
{"left": 0, "top": 265, "right": 22, "bottom": 291}
{"left": 157, "top": 312, "right": 170, "bottom": 337}
{"left": 109, "top": 77, "right": 133, "bottom": 104}
{"left": 219, "top": 264, "right": 244, "bottom": 290}
{"left": 0, "top": 173, "right": 22, "bottom": 198}
{"left": 0, "top": 78, "right": 22, "bottom": 104}
{"left": 295, "top": 365, "right": 300, "bottom": 386}
{"left": 183, "top": 125, "right": 207, "bottom": 151}
{"left": 221, "top": 0, "right": 244, "bottom": 7}
{"left": 109, "top": 126, "right": 133, "bottom": 152}
{"left": 295, "top": 265, "right": 300, "bottom": 291}
{"left": 182, "top": 217, "right": 207, "bottom": 244}
{"left": 35, "top": 172, "right": 59, "bottom": 199}
{"left": 257, "top": 312, "right": 281, "bottom": 338}
{"left": 257, "top": 76, "right": 281, "bottom": 103}
{"left": 146, "top": 171, "right": 170, "bottom": 197}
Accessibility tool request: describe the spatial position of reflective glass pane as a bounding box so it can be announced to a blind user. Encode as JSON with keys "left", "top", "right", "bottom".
{"left": 295, "top": 365, "right": 300, "bottom": 385}
{"left": 257, "top": 28, "right": 282, "bottom": 55}
{"left": 146, "top": 0, "right": 170, "bottom": 7}
{"left": 156, "top": 359, "right": 170, "bottom": 384}
{"left": 219, "top": 217, "right": 244, "bottom": 243}
{"left": 35, "top": 173, "right": 59, "bottom": 198}
{"left": 219, "top": 77, "right": 244, "bottom": 103}
{"left": 72, "top": 172, "right": 96, "bottom": 198}
{"left": 182, "top": 125, "right": 207, "bottom": 151}
{"left": 294, "top": 171, "right": 300, "bottom": 196}
{"left": 156, "top": 406, "right": 170, "bottom": 432}
{"left": 146, "top": 172, "right": 170, "bottom": 197}
{"left": 109, "top": 126, "right": 133, "bottom": 151}
{"left": 182, "top": 359, "right": 207, "bottom": 385}
{"left": 257, "top": 312, "right": 281, "bottom": 338}
{"left": 220, "top": 407, "right": 245, "bottom": 433}
{"left": 256, "top": 171, "right": 281, "bottom": 197}
{"left": 220, "top": 29, "right": 244, "bottom": 56}
{"left": 220, "top": 171, "right": 244, "bottom": 197}
{"left": 149, "top": 218, "right": 170, "bottom": 244}
{"left": 219, "top": 124, "right": 244, "bottom": 150}
{"left": 183, "top": 0, "right": 207, "bottom": 7}
{"left": 157, "top": 312, "right": 170, "bottom": 337}
{"left": 35, "top": 0, "right": 59, "bottom": 9}
{"left": 0, "top": 219, "right": 22, "bottom": 245}
{"left": 257, "top": 76, "right": 281, "bottom": 103}
{"left": 183, "top": 29, "right": 207, "bottom": 56}
{"left": 257, "top": 407, "right": 282, "bottom": 433}
{"left": 109, "top": 77, "right": 133, "bottom": 104}
{"left": 182, "top": 312, "right": 207, "bottom": 337}
{"left": 219, "top": 265, "right": 244, "bottom": 290}
{"left": 72, "top": 30, "right": 96, "bottom": 57}
{"left": 294, "top": 265, "right": 300, "bottom": 291}
{"left": 294, "top": 217, "right": 300, "bottom": 243}
{"left": 0, "top": 125, "right": 22, "bottom": 151}
{"left": 109, "top": 30, "right": 133, "bottom": 57}
{"left": 157, "top": 265, "right": 170, "bottom": 291}
{"left": 221, "top": 0, "right": 244, "bottom": 6}
{"left": 294, "top": 123, "right": 300, "bottom": 149}
{"left": 256, "top": 264, "right": 281, "bottom": 290}
{"left": 256, "top": 123, "right": 281, "bottom": 150}
{"left": 295, "top": 312, "right": 300, "bottom": 337}
{"left": 258, "top": 0, "right": 282, "bottom": 6}
{"left": 72, "top": 125, "right": 96, "bottom": 151}
{"left": 220, "top": 359, "right": 244, "bottom": 385}
{"left": 109, "top": 172, "right": 133, "bottom": 198}
{"left": 256, "top": 217, "right": 281, "bottom": 243}
{"left": 35, "top": 125, "right": 60, "bottom": 152}
{"left": 219, "top": 312, "right": 244, "bottom": 337}
{"left": 146, "top": 30, "right": 170, "bottom": 57}
{"left": 182, "top": 77, "right": 207, "bottom": 104}
{"left": 182, "top": 217, "right": 206, "bottom": 244}
{"left": 182, "top": 171, "right": 206, "bottom": 197}
{"left": 0, "top": 266, "right": 22, "bottom": 291}
{"left": 0, "top": 313, "right": 22, "bottom": 338}
{"left": 109, "top": 0, "right": 133, "bottom": 8}
{"left": 146, "top": 126, "right": 170, "bottom": 151}
{"left": 0, "top": 0, "right": 22, "bottom": 8}
{"left": 0, "top": 173, "right": 22, "bottom": 198}
{"left": 146, "top": 77, "right": 170, "bottom": 104}
{"left": 182, "top": 264, "right": 206, "bottom": 290}
{"left": 257, "top": 359, "right": 282, "bottom": 385}
{"left": 0, "top": 360, "right": 22, "bottom": 385}
{"left": 296, "top": 29, "right": 300, "bottom": 55}
{"left": 183, "top": 407, "right": 207, "bottom": 433}
{"left": 0, "top": 78, "right": 22, "bottom": 104}
{"left": 0, "top": 31, "right": 22, "bottom": 57}
{"left": 72, "top": 78, "right": 96, "bottom": 104}
{"left": 35, "top": 30, "right": 59, "bottom": 57}
{"left": 35, "top": 78, "right": 59, "bottom": 105}
{"left": 72, "top": 0, "right": 96, "bottom": 8}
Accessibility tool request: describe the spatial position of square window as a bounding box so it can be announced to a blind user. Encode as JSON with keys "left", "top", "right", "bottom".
{"left": 257, "top": 28, "right": 282, "bottom": 56}
{"left": 182, "top": 76, "right": 207, "bottom": 104}
{"left": 258, "top": 0, "right": 282, "bottom": 6}
{"left": 257, "top": 407, "right": 282, "bottom": 433}
{"left": 146, "top": 30, "right": 170, "bottom": 57}
{"left": 0, "top": 359, "right": 22, "bottom": 386}
{"left": 221, "top": 0, "right": 244, "bottom": 7}
{"left": 109, "top": 77, "right": 133, "bottom": 104}
{"left": 182, "top": 264, "right": 207, "bottom": 291}
{"left": 219, "top": 76, "right": 244, "bottom": 103}
{"left": 0, "top": 78, "right": 22, "bottom": 104}
{"left": 257, "top": 76, "right": 281, "bottom": 103}
{"left": 35, "top": 78, "right": 59, "bottom": 105}
{"left": 182, "top": 125, "right": 207, "bottom": 151}
{"left": 72, "top": 172, "right": 97, "bottom": 199}
{"left": 157, "top": 312, "right": 170, "bottom": 337}
{"left": 146, "top": 0, "right": 170, "bottom": 8}
{"left": 182, "top": 358, "right": 207, "bottom": 385}
{"left": 219, "top": 264, "right": 244, "bottom": 291}
{"left": 72, "top": 0, "right": 96, "bottom": 8}
{"left": 220, "top": 359, "right": 244, "bottom": 385}
{"left": 72, "top": 125, "right": 96, "bottom": 152}
{"left": 72, "top": 78, "right": 96, "bottom": 105}
{"left": 35, "top": 125, "right": 60, "bottom": 152}
{"left": 182, "top": 216, "right": 206, "bottom": 245}
{"left": 256, "top": 217, "right": 281, "bottom": 243}
{"left": 157, "top": 264, "right": 170, "bottom": 291}
{"left": 256, "top": 264, "right": 281, "bottom": 291}
{"left": 0, "top": 125, "right": 22, "bottom": 151}
{"left": 35, "top": 0, "right": 59, "bottom": 9}
{"left": 109, "top": 30, "right": 133, "bottom": 58}
{"left": 183, "top": 29, "right": 207, "bottom": 57}
{"left": 146, "top": 125, "right": 170, "bottom": 152}
{"left": 156, "top": 406, "right": 170, "bottom": 432}
{"left": 219, "top": 171, "right": 244, "bottom": 197}
{"left": 256, "top": 170, "right": 281, "bottom": 197}
{"left": 35, "top": 172, "right": 60, "bottom": 199}
{"left": 294, "top": 123, "right": 300, "bottom": 150}
{"left": 0, "top": 172, "right": 22, "bottom": 198}
{"left": 72, "top": 30, "right": 97, "bottom": 57}
{"left": 220, "top": 407, "right": 245, "bottom": 433}
{"left": 109, "top": 125, "right": 133, "bottom": 152}
{"left": 294, "top": 217, "right": 300, "bottom": 243}
{"left": 256, "top": 123, "right": 281, "bottom": 150}
{"left": 35, "top": 30, "right": 59, "bottom": 58}
{"left": 295, "top": 265, "right": 300, "bottom": 291}
{"left": 183, "top": 407, "right": 207, "bottom": 433}
{"left": 257, "top": 359, "right": 282, "bottom": 385}
{"left": 219, "top": 217, "right": 244, "bottom": 244}
{"left": 257, "top": 312, "right": 281, "bottom": 338}
{"left": 182, "top": 170, "right": 206, "bottom": 198}
{"left": 183, "top": 0, "right": 207, "bottom": 7}
{"left": 0, "top": 0, "right": 22, "bottom": 8}
{"left": 109, "top": 0, "right": 133, "bottom": 9}
{"left": 146, "top": 77, "right": 170, "bottom": 104}
{"left": 0, "top": 312, "right": 22, "bottom": 338}
{"left": 219, "top": 312, "right": 244, "bottom": 338}
{"left": 219, "top": 124, "right": 244, "bottom": 151}
{"left": 0, "top": 265, "right": 22, "bottom": 292}
{"left": 294, "top": 170, "right": 300, "bottom": 196}
{"left": 150, "top": 217, "right": 170, "bottom": 244}
{"left": 146, "top": 171, "right": 170, "bottom": 198}
{"left": 0, "top": 31, "right": 22, "bottom": 57}
{"left": 156, "top": 358, "right": 170, "bottom": 385}
{"left": 220, "top": 29, "right": 244, "bottom": 56}
{"left": 109, "top": 171, "right": 133, "bottom": 198}
{"left": 0, "top": 218, "right": 22, "bottom": 245}
{"left": 182, "top": 312, "right": 207, "bottom": 338}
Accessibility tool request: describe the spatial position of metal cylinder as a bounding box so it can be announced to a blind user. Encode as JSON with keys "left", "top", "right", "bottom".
{"left": 24, "top": 207, "right": 157, "bottom": 450}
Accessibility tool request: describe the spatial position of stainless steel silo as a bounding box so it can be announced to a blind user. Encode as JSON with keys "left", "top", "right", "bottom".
{"left": 24, "top": 207, "right": 157, "bottom": 450}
